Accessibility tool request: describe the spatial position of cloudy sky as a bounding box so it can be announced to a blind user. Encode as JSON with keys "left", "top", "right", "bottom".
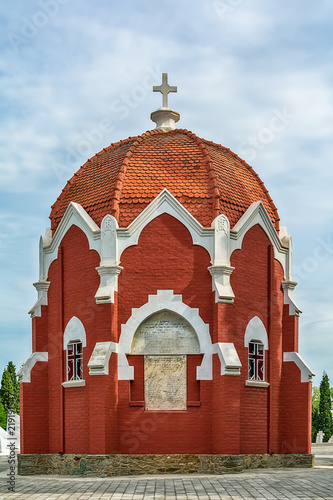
{"left": 1, "top": 0, "right": 333, "bottom": 385}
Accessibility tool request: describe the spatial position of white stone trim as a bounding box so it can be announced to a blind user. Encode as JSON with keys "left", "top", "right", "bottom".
{"left": 63, "top": 317, "right": 87, "bottom": 350}
{"left": 208, "top": 265, "right": 235, "bottom": 303}
{"left": 151, "top": 107, "right": 180, "bottom": 131}
{"left": 95, "top": 265, "right": 123, "bottom": 304}
{"left": 94, "top": 215, "right": 123, "bottom": 304}
{"left": 43, "top": 202, "right": 101, "bottom": 282}
{"left": 88, "top": 342, "right": 118, "bottom": 375}
{"left": 62, "top": 380, "right": 86, "bottom": 388}
{"left": 39, "top": 228, "right": 52, "bottom": 281}
{"left": 209, "top": 214, "right": 235, "bottom": 303}
{"left": 283, "top": 351, "right": 315, "bottom": 382}
{"left": 116, "top": 189, "right": 214, "bottom": 260}
{"left": 211, "top": 214, "right": 231, "bottom": 265}
{"left": 28, "top": 280, "right": 50, "bottom": 318}
{"left": 18, "top": 352, "right": 48, "bottom": 383}
{"left": 31, "top": 197, "right": 298, "bottom": 319}
{"left": 230, "top": 201, "right": 290, "bottom": 280}
{"left": 245, "top": 380, "right": 270, "bottom": 388}
{"left": 282, "top": 281, "right": 301, "bottom": 316}
{"left": 118, "top": 290, "right": 213, "bottom": 381}
{"left": 244, "top": 316, "right": 269, "bottom": 350}
{"left": 213, "top": 343, "right": 241, "bottom": 375}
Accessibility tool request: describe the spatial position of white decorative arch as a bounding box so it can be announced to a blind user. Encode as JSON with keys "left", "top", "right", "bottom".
{"left": 43, "top": 202, "right": 101, "bottom": 283}
{"left": 116, "top": 189, "right": 214, "bottom": 260}
{"left": 230, "top": 201, "right": 289, "bottom": 276}
{"left": 31, "top": 194, "right": 299, "bottom": 317}
{"left": 244, "top": 316, "right": 269, "bottom": 350}
{"left": 17, "top": 352, "right": 48, "bottom": 384}
{"left": 118, "top": 290, "right": 213, "bottom": 380}
{"left": 63, "top": 316, "right": 87, "bottom": 350}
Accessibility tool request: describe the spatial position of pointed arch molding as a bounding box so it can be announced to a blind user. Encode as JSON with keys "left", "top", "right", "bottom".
{"left": 118, "top": 290, "right": 214, "bottom": 380}
{"left": 244, "top": 316, "right": 269, "bottom": 350}
{"left": 31, "top": 191, "right": 296, "bottom": 315}
{"left": 230, "top": 201, "right": 290, "bottom": 276}
{"left": 116, "top": 189, "right": 214, "bottom": 258}
{"left": 63, "top": 316, "right": 87, "bottom": 350}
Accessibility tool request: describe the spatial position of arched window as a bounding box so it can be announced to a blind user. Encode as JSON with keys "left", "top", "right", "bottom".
{"left": 244, "top": 316, "right": 269, "bottom": 387}
{"left": 62, "top": 316, "right": 86, "bottom": 387}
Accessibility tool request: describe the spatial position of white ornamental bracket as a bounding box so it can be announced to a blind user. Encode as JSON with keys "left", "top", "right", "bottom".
{"left": 28, "top": 281, "right": 51, "bottom": 318}
{"left": 282, "top": 280, "right": 301, "bottom": 316}
{"left": 88, "top": 342, "right": 118, "bottom": 375}
{"left": 208, "top": 214, "right": 235, "bottom": 303}
{"left": 95, "top": 215, "right": 123, "bottom": 304}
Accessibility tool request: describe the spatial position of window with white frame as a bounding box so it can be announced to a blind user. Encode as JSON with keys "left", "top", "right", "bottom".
{"left": 248, "top": 341, "right": 265, "bottom": 381}
{"left": 66, "top": 341, "right": 83, "bottom": 381}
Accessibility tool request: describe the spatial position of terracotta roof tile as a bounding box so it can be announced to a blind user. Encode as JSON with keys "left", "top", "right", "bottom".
{"left": 50, "top": 129, "right": 279, "bottom": 232}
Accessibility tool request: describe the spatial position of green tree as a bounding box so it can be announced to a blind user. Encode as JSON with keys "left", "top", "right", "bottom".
{"left": 312, "top": 386, "right": 320, "bottom": 442}
{"left": 318, "top": 372, "right": 333, "bottom": 442}
{"left": 0, "top": 396, "right": 6, "bottom": 429}
{"left": 6, "top": 361, "right": 20, "bottom": 414}
{"left": 0, "top": 369, "right": 14, "bottom": 413}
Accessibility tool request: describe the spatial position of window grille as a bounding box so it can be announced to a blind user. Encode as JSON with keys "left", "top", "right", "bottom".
{"left": 67, "top": 341, "right": 83, "bottom": 381}
{"left": 248, "top": 341, "right": 265, "bottom": 381}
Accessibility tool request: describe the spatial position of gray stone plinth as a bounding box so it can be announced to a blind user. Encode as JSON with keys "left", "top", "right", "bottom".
{"left": 18, "top": 453, "right": 314, "bottom": 476}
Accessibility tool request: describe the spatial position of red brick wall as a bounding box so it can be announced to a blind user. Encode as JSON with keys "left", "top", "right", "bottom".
{"left": 117, "top": 214, "right": 213, "bottom": 453}
{"left": 21, "top": 218, "right": 311, "bottom": 456}
{"left": 20, "top": 362, "right": 49, "bottom": 454}
{"left": 280, "top": 361, "right": 312, "bottom": 453}
{"left": 118, "top": 214, "right": 213, "bottom": 329}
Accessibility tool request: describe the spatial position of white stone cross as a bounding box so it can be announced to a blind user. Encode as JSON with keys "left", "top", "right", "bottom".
{"left": 153, "top": 73, "right": 177, "bottom": 108}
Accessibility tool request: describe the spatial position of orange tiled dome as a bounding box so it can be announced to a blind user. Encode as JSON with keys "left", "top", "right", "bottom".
{"left": 50, "top": 128, "right": 279, "bottom": 232}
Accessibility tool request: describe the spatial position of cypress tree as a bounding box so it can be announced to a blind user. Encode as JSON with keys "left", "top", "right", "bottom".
{"left": 319, "top": 372, "right": 333, "bottom": 442}
{"left": 0, "top": 369, "right": 15, "bottom": 413}
{"left": 0, "top": 397, "right": 6, "bottom": 429}
{"left": 6, "top": 361, "right": 20, "bottom": 414}
{"left": 312, "top": 386, "right": 320, "bottom": 442}
{"left": 312, "top": 407, "right": 320, "bottom": 443}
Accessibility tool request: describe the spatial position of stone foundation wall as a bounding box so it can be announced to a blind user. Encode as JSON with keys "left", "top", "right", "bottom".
{"left": 18, "top": 453, "right": 314, "bottom": 476}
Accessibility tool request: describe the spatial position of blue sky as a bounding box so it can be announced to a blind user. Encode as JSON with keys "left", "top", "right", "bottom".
{"left": 1, "top": 0, "right": 333, "bottom": 385}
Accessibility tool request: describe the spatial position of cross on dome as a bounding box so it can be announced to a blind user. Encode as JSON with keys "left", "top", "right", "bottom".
{"left": 151, "top": 73, "right": 180, "bottom": 132}
{"left": 153, "top": 73, "right": 177, "bottom": 108}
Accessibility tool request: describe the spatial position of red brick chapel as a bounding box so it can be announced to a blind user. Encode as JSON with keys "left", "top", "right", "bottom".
{"left": 18, "top": 74, "right": 314, "bottom": 473}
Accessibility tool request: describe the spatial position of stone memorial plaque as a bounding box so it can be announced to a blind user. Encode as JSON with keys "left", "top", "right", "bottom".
{"left": 144, "top": 355, "right": 187, "bottom": 410}
{"left": 131, "top": 311, "right": 200, "bottom": 354}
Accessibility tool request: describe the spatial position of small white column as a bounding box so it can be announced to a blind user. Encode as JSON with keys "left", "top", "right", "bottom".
{"left": 95, "top": 215, "right": 123, "bottom": 304}
{"left": 208, "top": 214, "right": 235, "bottom": 303}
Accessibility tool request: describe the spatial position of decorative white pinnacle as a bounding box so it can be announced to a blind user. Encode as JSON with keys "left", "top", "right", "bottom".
{"left": 151, "top": 73, "right": 180, "bottom": 132}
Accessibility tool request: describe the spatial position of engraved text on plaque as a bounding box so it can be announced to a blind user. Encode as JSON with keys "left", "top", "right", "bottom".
{"left": 144, "top": 355, "right": 186, "bottom": 410}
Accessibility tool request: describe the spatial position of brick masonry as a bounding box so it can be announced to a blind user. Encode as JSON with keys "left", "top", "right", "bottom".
{"left": 20, "top": 215, "right": 312, "bottom": 457}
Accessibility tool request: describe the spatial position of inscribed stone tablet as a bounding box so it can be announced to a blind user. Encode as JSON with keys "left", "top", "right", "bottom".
{"left": 144, "top": 355, "right": 186, "bottom": 410}
{"left": 131, "top": 311, "right": 200, "bottom": 354}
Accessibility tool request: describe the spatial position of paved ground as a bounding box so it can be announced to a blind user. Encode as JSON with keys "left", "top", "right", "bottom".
{"left": 0, "top": 444, "right": 332, "bottom": 499}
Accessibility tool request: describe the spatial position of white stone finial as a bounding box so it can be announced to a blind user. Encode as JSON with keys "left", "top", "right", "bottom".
{"left": 151, "top": 73, "right": 180, "bottom": 132}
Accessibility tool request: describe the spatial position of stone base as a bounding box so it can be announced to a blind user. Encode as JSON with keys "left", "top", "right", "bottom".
{"left": 18, "top": 453, "right": 314, "bottom": 476}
